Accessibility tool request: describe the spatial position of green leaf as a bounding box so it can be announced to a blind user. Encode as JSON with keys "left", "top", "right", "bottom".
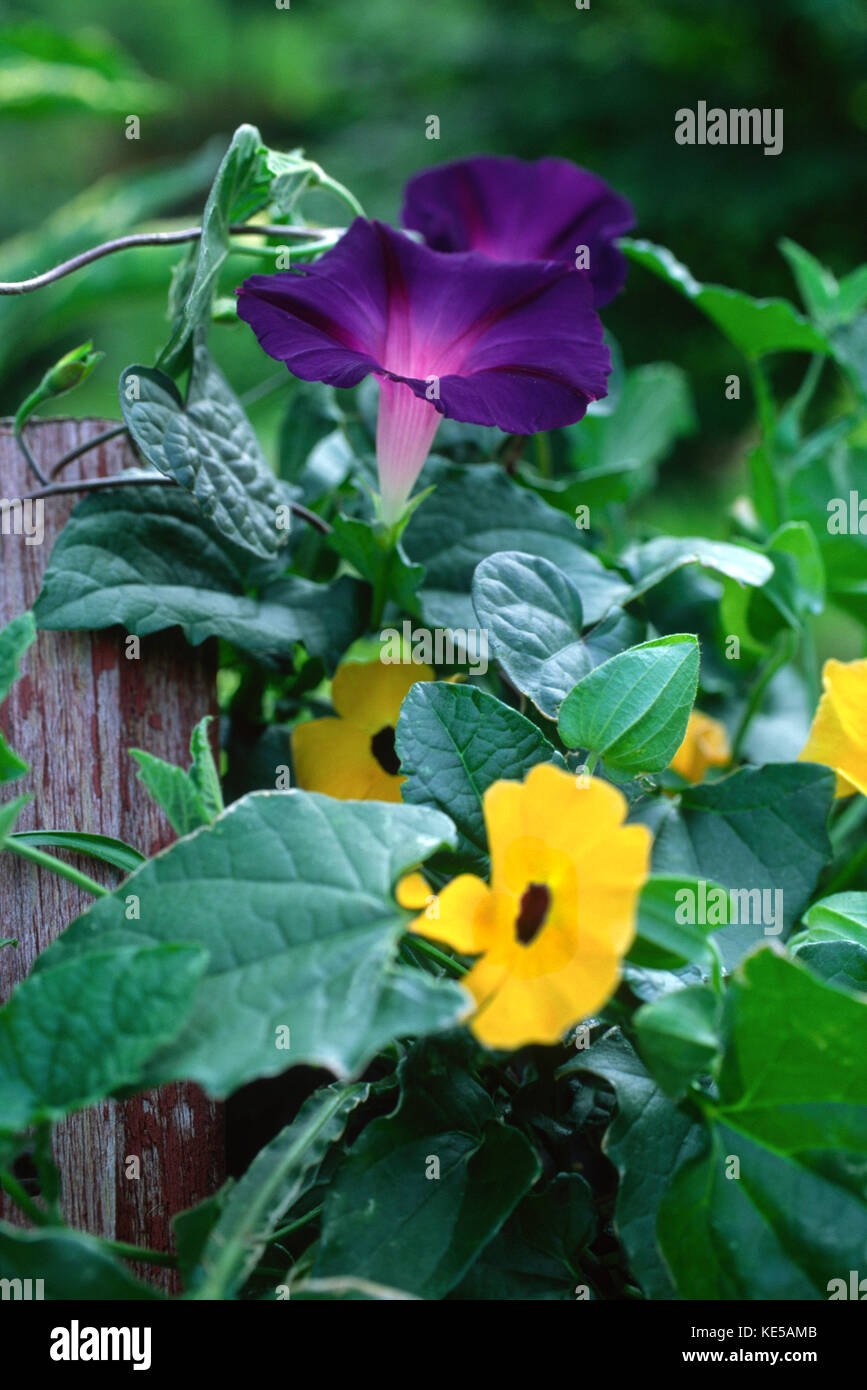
{"left": 558, "top": 634, "right": 699, "bottom": 777}
{"left": 0, "top": 794, "right": 30, "bottom": 847}
{"left": 129, "top": 753, "right": 208, "bottom": 836}
{"left": 622, "top": 535, "right": 774, "bottom": 602}
{"left": 396, "top": 682, "right": 561, "bottom": 874}
{"left": 657, "top": 947, "right": 867, "bottom": 1298}
{"left": 402, "top": 461, "right": 629, "bottom": 630}
{"left": 296, "top": 429, "right": 356, "bottom": 501}
{"left": 574, "top": 362, "right": 695, "bottom": 477}
{"left": 793, "top": 940, "right": 867, "bottom": 994}
{"left": 788, "top": 892, "right": 867, "bottom": 991}
{"left": 763, "top": 521, "right": 826, "bottom": 624}
{"left": 287, "top": 1275, "right": 418, "bottom": 1301}
{"left": 634, "top": 985, "right": 722, "bottom": 1098}
{"left": 159, "top": 124, "right": 270, "bottom": 370}
{"left": 0, "top": 944, "right": 207, "bottom": 1133}
{"left": 629, "top": 874, "right": 721, "bottom": 970}
{"left": 35, "top": 792, "right": 468, "bottom": 1095}
{"left": 651, "top": 763, "right": 835, "bottom": 965}
{"left": 6, "top": 830, "right": 145, "bottom": 874}
{"left": 800, "top": 892, "right": 867, "bottom": 948}
{"left": 563, "top": 1030, "right": 703, "bottom": 1300}
{"left": 172, "top": 1185, "right": 233, "bottom": 1290}
{"left": 472, "top": 552, "right": 643, "bottom": 719}
{"left": 330, "top": 514, "right": 425, "bottom": 615}
{"left": 0, "top": 22, "right": 169, "bottom": 120}
{"left": 0, "top": 612, "right": 36, "bottom": 783}
{"left": 314, "top": 1045, "right": 540, "bottom": 1299}
{"left": 832, "top": 313, "right": 867, "bottom": 395}
{"left": 188, "top": 715, "right": 224, "bottom": 820}
{"left": 131, "top": 715, "right": 223, "bottom": 838}
{"left": 779, "top": 238, "right": 867, "bottom": 331}
{"left": 541, "top": 362, "right": 695, "bottom": 509}
{"left": 0, "top": 612, "right": 36, "bottom": 699}
{"left": 278, "top": 380, "right": 344, "bottom": 482}
{"left": 789, "top": 443, "right": 867, "bottom": 624}
{"left": 120, "top": 339, "right": 291, "bottom": 560}
{"left": 0, "top": 940, "right": 17, "bottom": 952}
{"left": 264, "top": 147, "right": 318, "bottom": 219}
{"left": 451, "top": 1173, "right": 596, "bottom": 1300}
{"left": 623, "top": 238, "right": 833, "bottom": 359}
{"left": 189, "top": 1082, "right": 369, "bottom": 1299}
{"left": 33, "top": 485, "right": 363, "bottom": 671}
{"left": 0, "top": 1224, "right": 163, "bottom": 1300}
{"left": 720, "top": 522, "right": 825, "bottom": 651}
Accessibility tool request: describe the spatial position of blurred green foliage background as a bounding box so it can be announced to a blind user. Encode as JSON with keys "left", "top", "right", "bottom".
{"left": 1, "top": 0, "right": 865, "bottom": 514}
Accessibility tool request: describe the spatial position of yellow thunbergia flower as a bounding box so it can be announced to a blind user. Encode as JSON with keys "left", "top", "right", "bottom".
{"left": 292, "top": 659, "right": 433, "bottom": 802}
{"left": 799, "top": 657, "right": 867, "bottom": 798}
{"left": 669, "top": 710, "right": 730, "bottom": 783}
{"left": 404, "top": 763, "right": 651, "bottom": 1049}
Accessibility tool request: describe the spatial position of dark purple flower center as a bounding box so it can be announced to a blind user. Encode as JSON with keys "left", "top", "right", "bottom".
{"left": 371, "top": 725, "right": 400, "bottom": 776}
{"left": 515, "top": 882, "right": 551, "bottom": 945}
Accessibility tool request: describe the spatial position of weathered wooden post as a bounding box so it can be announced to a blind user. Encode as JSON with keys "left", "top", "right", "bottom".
{"left": 0, "top": 417, "right": 225, "bottom": 1291}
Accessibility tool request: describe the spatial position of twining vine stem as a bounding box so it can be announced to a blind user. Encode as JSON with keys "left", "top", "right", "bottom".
{"left": 49, "top": 424, "right": 129, "bottom": 479}
{"left": 0, "top": 223, "right": 339, "bottom": 295}
{"left": 20, "top": 471, "right": 333, "bottom": 535}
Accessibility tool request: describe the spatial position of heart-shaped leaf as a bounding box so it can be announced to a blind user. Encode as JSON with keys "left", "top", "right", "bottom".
{"left": 472, "top": 551, "right": 643, "bottom": 718}
{"left": 402, "top": 462, "right": 629, "bottom": 630}
{"left": 558, "top": 634, "right": 700, "bottom": 777}
{"left": 0, "top": 944, "right": 208, "bottom": 1133}
{"left": 622, "top": 536, "right": 773, "bottom": 602}
{"left": 35, "top": 791, "right": 468, "bottom": 1095}
{"left": 34, "top": 485, "right": 363, "bottom": 671}
{"left": 121, "top": 338, "right": 292, "bottom": 559}
{"left": 396, "top": 682, "right": 561, "bottom": 873}
{"left": 657, "top": 948, "right": 867, "bottom": 1298}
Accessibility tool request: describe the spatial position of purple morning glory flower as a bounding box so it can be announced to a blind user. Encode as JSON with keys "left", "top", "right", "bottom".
{"left": 237, "top": 218, "right": 609, "bottom": 523}
{"left": 402, "top": 155, "right": 634, "bottom": 308}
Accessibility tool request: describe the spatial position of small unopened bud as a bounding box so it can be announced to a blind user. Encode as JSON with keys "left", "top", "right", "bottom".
{"left": 15, "top": 341, "right": 104, "bottom": 434}
{"left": 43, "top": 342, "right": 104, "bottom": 395}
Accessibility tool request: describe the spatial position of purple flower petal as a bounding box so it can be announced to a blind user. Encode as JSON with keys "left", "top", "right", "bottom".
{"left": 237, "top": 218, "right": 610, "bottom": 520}
{"left": 402, "top": 155, "right": 634, "bottom": 307}
{"left": 238, "top": 219, "right": 609, "bottom": 426}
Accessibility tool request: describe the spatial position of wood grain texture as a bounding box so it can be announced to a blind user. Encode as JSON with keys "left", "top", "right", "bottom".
{"left": 0, "top": 418, "right": 224, "bottom": 1291}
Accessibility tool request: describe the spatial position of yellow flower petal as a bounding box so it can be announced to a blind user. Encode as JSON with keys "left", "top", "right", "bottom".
{"left": 292, "top": 717, "right": 404, "bottom": 802}
{"left": 411, "top": 874, "right": 511, "bottom": 955}
{"left": 331, "top": 659, "right": 434, "bottom": 733}
{"left": 485, "top": 764, "right": 638, "bottom": 888}
{"left": 670, "top": 710, "right": 731, "bottom": 783}
{"left": 395, "top": 872, "right": 431, "bottom": 909}
{"left": 290, "top": 658, "right": 435, "bottom": 803}
{"left": 800, "top": 657, "right": 867, "bottom": 798}
{"left": 467, "top": 942, "right": 623, "bottom": 1050}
